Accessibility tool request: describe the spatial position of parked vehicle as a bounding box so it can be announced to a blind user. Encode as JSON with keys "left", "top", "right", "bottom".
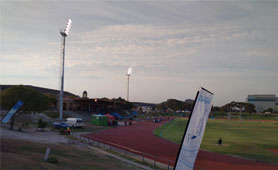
{"left": 66, "top": 118, "right": 83, "bottom": 128}
{"left": 52, "top": 122, "right": 70, "bottom": 129}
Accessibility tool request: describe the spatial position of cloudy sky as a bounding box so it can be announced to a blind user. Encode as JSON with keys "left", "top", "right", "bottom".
{"left": 1, "top": 0, "right": 278, "bottom": 106}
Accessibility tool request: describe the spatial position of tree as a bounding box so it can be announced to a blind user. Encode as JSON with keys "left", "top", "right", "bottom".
{"left": 1, "top": 85, "right": 51, "bottom": 130}
{"left": 221, "top": 102, "right": 256, "bottom": 114}
{"left": 45, "top": 94, "right": 58, "bottom": 108}
{"left": 156, "top": 99, "right": 193, "bottom": 112}
{"left": 265, "top": 108, "right": 273, "bottom": 113}
{"left": 211, "top": 106, "right": 221, "bottom": 112}
{"left": 245, "top": 103, "right": 256, "bottom": 113}
{"left": 112, "top": 97, "right": 133, "bottom": 112}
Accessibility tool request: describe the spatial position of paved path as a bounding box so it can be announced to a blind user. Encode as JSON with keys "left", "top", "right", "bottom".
{"left": 0, "top": 126, "right": 68, "bottom": 144}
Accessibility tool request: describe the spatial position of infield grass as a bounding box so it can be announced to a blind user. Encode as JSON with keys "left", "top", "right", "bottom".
{"left": 154, "top": 119, "right": 278, "bottom": 163}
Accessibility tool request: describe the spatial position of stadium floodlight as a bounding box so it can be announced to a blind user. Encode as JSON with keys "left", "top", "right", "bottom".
{"left": 59, "top": 19, "right": 72, "bottom": 120}
{"left": 64, "top": 19, "right": 72, "bottom": 36}
{"left": 126, "top": 67, "right": 133, "bottom": 101}
{"left": 127, "top": 67, "right": 132, "bottom": 76}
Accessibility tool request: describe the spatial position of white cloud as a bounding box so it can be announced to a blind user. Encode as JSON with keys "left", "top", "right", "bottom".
{"left": 62, "top": 24, "right": 259, "bottom": 72}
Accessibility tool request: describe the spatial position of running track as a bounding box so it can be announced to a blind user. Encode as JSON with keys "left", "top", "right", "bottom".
{"left": 83, "top": 120, "right": 278, "bottom": 170}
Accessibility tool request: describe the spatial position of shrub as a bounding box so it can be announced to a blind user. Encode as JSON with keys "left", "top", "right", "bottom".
{"left": 47, "top": 156, "right": 58, "bottom": 163}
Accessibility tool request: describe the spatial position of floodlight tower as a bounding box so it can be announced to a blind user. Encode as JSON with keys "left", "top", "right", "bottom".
{"left": 126, "top": 67, "right": 133, "bottom": 102}
{"left": 59, "top": 19, "right": 72, "bottom": 120}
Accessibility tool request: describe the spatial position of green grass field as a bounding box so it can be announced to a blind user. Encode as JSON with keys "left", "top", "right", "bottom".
{"left": 154, "top": 119, "right": 278, "bottom": 163}
{"left": 209, "top": 112, "right": 278, "bottom": 120}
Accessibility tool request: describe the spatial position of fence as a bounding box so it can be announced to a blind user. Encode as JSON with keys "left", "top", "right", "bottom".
{"left": 69, "top": 132, "right": 174, "bottom": 169}
{"left": 69, "top": 132, "right": 204, "bottom": 170}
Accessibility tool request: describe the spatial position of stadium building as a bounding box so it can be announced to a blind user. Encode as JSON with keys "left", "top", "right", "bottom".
{"left": 246, "top": 94, "right": 278, "bottom": 112}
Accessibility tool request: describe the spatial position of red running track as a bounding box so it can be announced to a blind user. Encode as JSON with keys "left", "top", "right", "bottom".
{"left": 84, "top": 120, "right": 278, "bottom": 170}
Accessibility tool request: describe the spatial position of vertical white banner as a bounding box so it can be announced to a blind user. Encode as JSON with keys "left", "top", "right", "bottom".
{"left": 175, "top": 87, "right": 213, "bottom": 170}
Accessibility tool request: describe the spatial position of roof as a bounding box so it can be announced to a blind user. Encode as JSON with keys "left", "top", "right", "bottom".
{"left": 74, "top": 98, "right": 113, "bottom": 104}
{"left": 0, "top": 85, "right": 79, "bottom": 98}
{"left": 247, "top": 94, "right": 277, "bottom": 101}
{"left": 248, "top": 94, "right": 276, "bottom": 98}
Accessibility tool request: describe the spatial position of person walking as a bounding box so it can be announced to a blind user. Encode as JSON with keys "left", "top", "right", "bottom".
{"left": 218, "top": 138, "right": 222, "bottom": 147}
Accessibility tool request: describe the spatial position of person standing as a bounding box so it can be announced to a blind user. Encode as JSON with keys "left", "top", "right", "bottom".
{"left": 67, "top": 127, "right": 71, "bottom": 135}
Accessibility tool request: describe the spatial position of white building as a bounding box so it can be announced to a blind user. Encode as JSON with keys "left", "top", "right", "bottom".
{"left": 246, "top": 94, "right": 278, "bottom": 112}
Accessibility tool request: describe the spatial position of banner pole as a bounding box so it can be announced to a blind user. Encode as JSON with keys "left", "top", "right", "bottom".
{"left": 200, "top": 87, "right": 214, "bottom": 95}
{"left": 173, "top": 90, "right": 200, "bottom": 170}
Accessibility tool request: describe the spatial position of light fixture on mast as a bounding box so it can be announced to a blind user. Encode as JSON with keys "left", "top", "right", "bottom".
{"left": 126, "top": 67, "right": 133, "bottom": 102}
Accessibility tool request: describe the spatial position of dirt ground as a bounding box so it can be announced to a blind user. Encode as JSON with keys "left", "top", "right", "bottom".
{"left": 0, "top": 125, "right": 149, "bottom": 170}
{"left": 84, "top": 120, "right": 278, "bottom": 170}
{"left": 1, "top": 138, "right": 146, "bottom": 170}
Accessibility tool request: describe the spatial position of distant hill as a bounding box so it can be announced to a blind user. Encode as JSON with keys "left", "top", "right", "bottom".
{"left": 0, "top": 85, "right": 79, "bottom": 98}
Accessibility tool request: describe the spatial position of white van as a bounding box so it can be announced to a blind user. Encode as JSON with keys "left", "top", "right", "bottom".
{"left": 66, "top": 118, "right": 84, "bottom": 128}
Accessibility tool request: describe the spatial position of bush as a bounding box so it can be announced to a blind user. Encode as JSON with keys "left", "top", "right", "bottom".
{"left": 22, "top": 122, "right": 29, "bottom": 128}
{"left": 47, "top": 156, "right": 58, "bottom": 163}
{"left": 38, "top": 118, "right": 48, "bottom": 129}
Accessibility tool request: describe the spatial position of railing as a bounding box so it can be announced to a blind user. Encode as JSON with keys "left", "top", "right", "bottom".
{"left": 69, "top": 132, "right": 174, "bottom": 169}
{"left": 69, "top": 132, "right": 205, "bottom": 170}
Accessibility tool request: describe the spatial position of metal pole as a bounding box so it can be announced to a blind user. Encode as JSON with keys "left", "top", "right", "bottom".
{"left": 127, "top": 75, "right": 130, "bottom": 101}
{"left": 240, "top": 105, "right": 242, "bottom": 120}
{"left": 59, "top": 35, "right": 66, "bottom": 120}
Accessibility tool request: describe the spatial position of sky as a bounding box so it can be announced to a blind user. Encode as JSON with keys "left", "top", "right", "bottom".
{"left": 1, "top": 0, "right": 278, "bottom": 106}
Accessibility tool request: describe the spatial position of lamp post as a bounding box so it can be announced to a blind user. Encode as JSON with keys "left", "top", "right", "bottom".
{"left": 59, "top": 19, "right": 72, "bottom": 120}
{"left": 126, "top": 67, "right": 132, "bottom": 102}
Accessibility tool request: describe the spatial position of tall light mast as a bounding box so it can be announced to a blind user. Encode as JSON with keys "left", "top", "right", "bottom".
{"left": 59, "top": 19, "right": 72, "bottom": 120}
{"left": 126, "top": 67, "right": 132, "bottom": 102}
